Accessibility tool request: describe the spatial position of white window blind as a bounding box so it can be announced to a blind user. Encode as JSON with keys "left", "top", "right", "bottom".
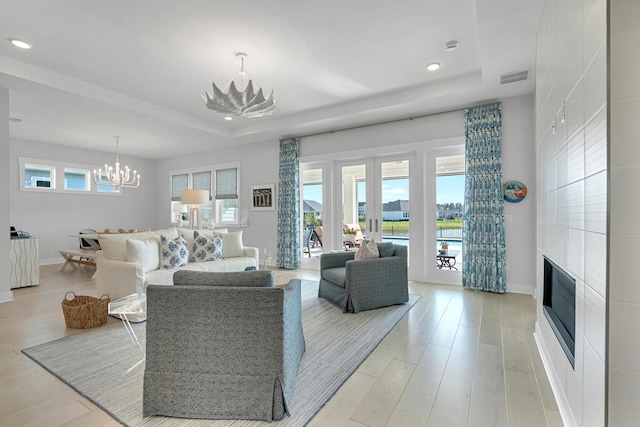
{"left": 171, "top": 174, "right": 188, "bottom": 201}
{"left": 215, "top": 168, "right": 237, "bottom": 200}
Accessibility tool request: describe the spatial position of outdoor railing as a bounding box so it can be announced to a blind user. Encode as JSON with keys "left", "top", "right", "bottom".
{"left": 436, "top": 227, "right": 462, "bottom": 239}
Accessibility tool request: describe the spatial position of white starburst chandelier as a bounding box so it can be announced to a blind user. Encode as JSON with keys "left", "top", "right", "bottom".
{"left": 203, "top": 52, "right": 276, "bottom": 118}
{"left": 93, "top": 136, "right": 140, "bottom": 189}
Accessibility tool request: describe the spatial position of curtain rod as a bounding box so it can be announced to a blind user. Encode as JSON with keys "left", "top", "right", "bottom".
{"left": 292, "top": 100, "right": 501, "bottom": 140}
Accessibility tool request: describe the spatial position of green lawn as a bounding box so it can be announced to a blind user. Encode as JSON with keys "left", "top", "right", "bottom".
{"left": 352, "top": 219, "right": 463, "bottom": 237}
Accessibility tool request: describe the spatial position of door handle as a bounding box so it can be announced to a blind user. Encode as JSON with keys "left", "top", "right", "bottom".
{"left": 368, "top": 219, "right": 372, "bottom": 233}
{"left": 375, "top": 219, "right": 379, "bottom": 233}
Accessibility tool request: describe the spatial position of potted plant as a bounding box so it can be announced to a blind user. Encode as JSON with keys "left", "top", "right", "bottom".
{"left": 440, "top": 241, "right": 449, "bottom": 253}
{"left": 344, "top": 228, "right": 357, "bottom": 243}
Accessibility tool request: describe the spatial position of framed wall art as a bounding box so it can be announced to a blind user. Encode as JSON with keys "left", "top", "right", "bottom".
{"left": 252, "top": 184, "right": 275, "bottom": 211}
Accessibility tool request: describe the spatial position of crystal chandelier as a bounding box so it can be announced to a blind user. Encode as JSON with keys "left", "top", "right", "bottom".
{"left": 203, "top": 52, "right": 276, "bottom": 118}
{"left": 93, "top": 136, "right": 140, "bottom": 189}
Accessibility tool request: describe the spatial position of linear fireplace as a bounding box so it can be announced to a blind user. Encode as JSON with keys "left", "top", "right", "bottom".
{"left": 543, "top": 256, "right": 576, "bottom": 368}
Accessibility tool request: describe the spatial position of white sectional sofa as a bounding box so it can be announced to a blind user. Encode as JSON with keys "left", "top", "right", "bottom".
{"left": 96, "top": 227, "right": 258, "bottom": 321}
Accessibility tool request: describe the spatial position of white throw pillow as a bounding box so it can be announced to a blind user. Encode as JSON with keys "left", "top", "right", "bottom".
{"left": 220, "top": 230, "right": 244, "bottom": 258}
{"left": 160, "top": 235, "right": 189, "bottom": 269}
{"left": 99, "top": 226, "right": 177, "bottom": 261}
{"left": 355, "top": 239, "right": 379, "bottom": 260}
{"left": 126, "top": 237, "right": 160, "bottom": 272}
{"left": 191, "top": 230, "right": 223, "bottom": 262}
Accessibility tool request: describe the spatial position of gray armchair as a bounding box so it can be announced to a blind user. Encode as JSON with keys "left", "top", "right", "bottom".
{"left": 143, "top": 270, "right": 306, "bottom": 421}
{"left": 318, "top": 242, "right": 409, "bottom": 313}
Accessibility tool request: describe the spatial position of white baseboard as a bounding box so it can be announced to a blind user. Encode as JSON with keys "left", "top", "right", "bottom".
{"left": 534, "top": 323, "right": 577, "bottom": 427}
{"left": 507, "top": 282, "right": 535, "bottom": 295}
{"left": 0, "top": 290, "right": 14, "bottom": 303}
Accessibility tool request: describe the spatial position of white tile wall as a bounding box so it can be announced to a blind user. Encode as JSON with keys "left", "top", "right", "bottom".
{"left": 566, "top": 180, "right": 585, "bottom": 231}
{"left": 610, "top": 0, "right": 640, "bottom": 32}
{"left": 584, "top": 171, "right": 606, "bottom": 234}
{"left": 567, "top": 129, "right": 585, "bottom": 184}
{"left": 608, "top": 301, "right": 640, "bottom": 372}
{"left": 584, "top": 232, "right": 606, "bottom": 298}
{"left": 583, "top": 107, "right": 607, "bottom": 177}
{"left": 610, "top": 166, "right": 640, "bottom": 236}
{"left": 583, "top": 0, "right": 606, "bottom": 69}
{"left": 608, "top": 368, "right": 640, "bottom": 426}
{"left": 609, "top": 234, "right": 640, "bottom": 304}
{"left": 582, "top": 339, "right": 605, "bottom": 424}
{"left": 536, "top": 0, "right": 608, "bottom": 425}
{"left": 583, "top": 285, "right": 606, "bottom": 361}
{"left": 566, "top": 367, "right": 584, "bottom": 426}
{"left": 557, "top": 142, "right": 569, "bottom": 190}
{"left": 610, "top": 99, "right": 640, "bottom": 168}
{"left": 610, "top": 28, "right": 640, "bottom": 100}
{"left": 566, "top": 0, "right": 584, "bottom": 87}
{"left": 609, "top": 2, "right": 640, "bottom": 425}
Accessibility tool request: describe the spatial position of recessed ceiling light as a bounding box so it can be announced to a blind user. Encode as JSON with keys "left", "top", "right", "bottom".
{"left": 224, "top": 116, "right": 233, "bottom": 121}
{"left": 426, "top": 62, "right": 441, "bottom": 71}
{"left": 9, "top": 38, "right": 31, "bottom": 49}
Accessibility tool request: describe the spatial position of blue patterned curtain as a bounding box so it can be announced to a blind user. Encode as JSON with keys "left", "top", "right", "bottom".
{"left": 276, "top": 138, "right": 301, "bottom": 269}
{"left": 462, "top": 103, "right": 507, "bottom": 293}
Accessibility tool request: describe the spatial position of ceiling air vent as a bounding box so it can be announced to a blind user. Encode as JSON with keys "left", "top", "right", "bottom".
{"left": 500, "top": 69, "right": 529, "bottom": 85}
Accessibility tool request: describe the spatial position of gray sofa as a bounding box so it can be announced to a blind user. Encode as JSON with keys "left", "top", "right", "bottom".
{"left": 318, "top": 242, "right": 409, "bottom": 313}
{"left": 143, "top": 270, "right": 306, "bottom": 421}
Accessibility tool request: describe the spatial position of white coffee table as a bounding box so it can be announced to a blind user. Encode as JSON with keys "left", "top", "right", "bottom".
{"left": 108, "top": 293, "right": 146, "bottom": 375}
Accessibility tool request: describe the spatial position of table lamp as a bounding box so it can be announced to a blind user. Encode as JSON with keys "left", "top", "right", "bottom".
{"left": 171, "top": 202, "right": 188, "bottom": 226}
{"left": 181, "top": 189, "right": 209, "bottom": 229}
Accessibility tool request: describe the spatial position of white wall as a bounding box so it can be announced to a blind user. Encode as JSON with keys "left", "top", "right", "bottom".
{"left": 608, "top": 1, "right": 640, "bottom": 425}
{"left": 502, "top": 96, "right": 537, "bottom": 293}
{"left": 4, "top": 95, "right": 536, "bottom": 295}
{"left": 535, "top": 0, "right": 607, "bottom": 425}
{"left": 154, "top": 139, "right": 281, "bottom": 261}
{"left": 0, "top": 88, "right": 11, "bottom": 302}
{"left": 298, "top": 95, "right": 536, "bottom": 292}
{"left": 9, "top": 138, "right": 159, "bottom": 264}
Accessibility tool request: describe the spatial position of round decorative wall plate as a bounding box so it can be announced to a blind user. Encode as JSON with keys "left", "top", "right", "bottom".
{"left": 503, "top": 180, "right": 527, "bottom": 203}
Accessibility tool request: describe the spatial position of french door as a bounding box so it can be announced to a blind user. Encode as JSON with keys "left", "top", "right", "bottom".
{"left": 336, "top": 155, "right": 411, "bottom": 248}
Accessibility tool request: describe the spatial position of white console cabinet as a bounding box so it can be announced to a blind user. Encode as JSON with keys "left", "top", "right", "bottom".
{"left": 9, "top": 238, "right": 40, "bottom": 288}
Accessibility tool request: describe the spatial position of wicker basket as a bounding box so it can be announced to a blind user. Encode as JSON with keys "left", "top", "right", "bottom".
{"left": 61, "top": 292, "right": 111, "bottom": 329}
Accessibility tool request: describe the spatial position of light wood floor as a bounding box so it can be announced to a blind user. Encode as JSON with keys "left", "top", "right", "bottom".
{"left": 0, "top": 264, "right": 563, "bottom": 427}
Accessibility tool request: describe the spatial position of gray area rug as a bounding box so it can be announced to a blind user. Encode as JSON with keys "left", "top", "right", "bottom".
{"left": 22, "top": 280, "right": 419, "bottom": 426}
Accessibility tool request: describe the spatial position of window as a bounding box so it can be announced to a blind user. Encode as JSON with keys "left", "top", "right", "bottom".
{"left": 195, "top": 171, "right": 213, "bottom": 221}
{"left": 169, "top": 163, "right": 239, "bottom": 225}
{"left": 24, "top": 163, "right": 53, "bottom": 189}
{"left": 171, "top": 174, "right": 188, "bottom": 201}
{"left": 64, "top": 168, "right": 89, "bottom": 191}
{"left": 215, "top": 168, "right": 238, "bottom": 223}
{"left": 19, "top": 157, "right": 121, "bottom": 195}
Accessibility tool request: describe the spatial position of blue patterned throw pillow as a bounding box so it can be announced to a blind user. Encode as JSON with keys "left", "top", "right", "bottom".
{"left": 160, "top": 235, "right": 189, "bottom": 269}
{"left": 191, "top": 230, "right": 223, "bottom": 262}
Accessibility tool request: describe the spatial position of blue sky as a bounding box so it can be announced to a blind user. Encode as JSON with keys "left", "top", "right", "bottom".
{"left": 303, "top": 174, "right": 464, "bottom": 205}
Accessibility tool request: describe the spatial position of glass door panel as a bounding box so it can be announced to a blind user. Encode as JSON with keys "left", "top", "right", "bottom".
{"left": 435, "top": 154, "right": 465, "bottom": 273}
{"left": 340, "top": 163, "right": 370, "bottom": 249}
{"left": 302, "top": 168, "right": 324, "bottom": 257}
{"left": 378, "top": 159, "right": 410, "bottom": 246}
{"left": 339, "top": 157, "right": 411, "bottom": 249}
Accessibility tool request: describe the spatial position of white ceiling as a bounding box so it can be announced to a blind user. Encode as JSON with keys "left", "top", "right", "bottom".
{"left": 0, "top": 0, "right": 543, "bottom": 160}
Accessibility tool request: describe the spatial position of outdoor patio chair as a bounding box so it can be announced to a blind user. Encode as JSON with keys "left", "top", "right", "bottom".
{"left": 302, "top": 227, "right": 312, "bottom": 257}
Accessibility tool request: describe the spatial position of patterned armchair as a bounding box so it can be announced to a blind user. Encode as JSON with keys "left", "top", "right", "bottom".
{"left": 318, "top": 242, "right": 408, "bottom": 313}
{"left": 143, "top": 270, "right": 305, "bottom": 421}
